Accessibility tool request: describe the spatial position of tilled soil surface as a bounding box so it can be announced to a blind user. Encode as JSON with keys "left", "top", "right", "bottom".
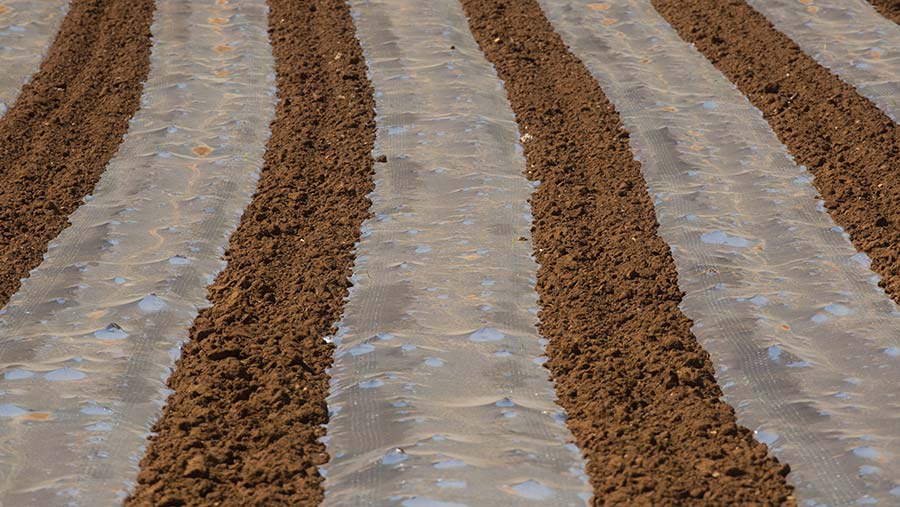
{"left": 0, "top": 0, "right": 154, "bottom": 307}
{"left": 869, "top": 0, "right": 900, "bottom": 23}
{"left": 124, "top": 0, "right": 375, "bottom": 505}
{"left": 653, "top": 0, "right": 900, "bottom": 306}
{"left": 460, "top": 1, "right": 794, "bottom": 505}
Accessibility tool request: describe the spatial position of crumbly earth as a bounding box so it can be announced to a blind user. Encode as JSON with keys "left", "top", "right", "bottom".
{"left": 25, "top": 0, "right": 896, "bottom": 504}
{"left": 654, "top": 0, "right": 900, "bottom": 307}
{"left": 459, "top": 0, "right": 795, "bottom": 505}
{"left": 0, "top": 0, "right": 154, "bottom": 307}
{"left": 124, "top": 0, "right": 375, "bottom": 505}
{"left": 869, "top": 0, "right": 900, "bottom": 23}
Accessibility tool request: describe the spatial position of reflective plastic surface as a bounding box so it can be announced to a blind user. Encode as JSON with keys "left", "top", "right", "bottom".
{"left": 540, "top": 1, "right": 900, "bottom": 504}
{"left": 321, "top": 0, "right": 590, "bottom": 505}
{"left": 0, "top": 0, "right": 68, "bottom": 116}
{"left": 0, "top": 0, "right": 275, "bottom": 504}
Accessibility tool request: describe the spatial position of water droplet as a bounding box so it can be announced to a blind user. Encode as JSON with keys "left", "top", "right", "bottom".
{"left": 45, "top": 368, "right": 86, "bottom": 381}
{"left": 359, "top": 378, "right": 383, "bottom": 389}
{"left": 749, "top": 295, "right": 769, "bottom": 306}
{"left": 346, "top": 344, "right": 375, "bottom": 356}
{"left": 859, "top": 465, "right": 881, "bottom": 476}
{"left": 756, "top": 430, "right": 779, "bottom": 446}
{"left": 469, "top": 327, "right": 504, "bottom": 342}
{"left": 424, "top": 357, "right": 445, "bottom": 367}
{"left": 168, "top": 255, "right": 191, "bottom": 265}
{"left": 81, "top": 405, "right": 113, "bottom": 416}
{"left": 699, "top": 230, "right": 753, "bottom": 248}
{"left": 435, "top": 479, "right": 467, "bottom": 489}
{"left": 4, "top": 369, "right": 34, "bottom": 380}
{"left": 810, "top": 313, "right": 829, "bottom": 324}
{"left": 138, "top": 294, "right": 166, "bottom": 312}
{"left": 508, "top": 479, "right": 555, "bottom": 500}
{"left": 0, "top": 404, "right": 29, "bottom": 417}
{"left": 824, "top": 303, "right": 851, "bottom": 316}
{"left": 381, "top": 448, "right": 408, "bottom": 465}
{"left": 94, "top": 323, "right": 128, "bottom": 340}
{"left": 433, "top": 459, "right": 466, "bottom": 469}
{"left": 86, "top": 422, "right": 113, "bottom": 432}
{"left": 853, "top": 446, "right": 885, "bottom": 461}
{"left": 496, "top": 397, "right": 515, "bottom": 408}
{"left": 767, "top": 345, "right": 782, "bottom": 363}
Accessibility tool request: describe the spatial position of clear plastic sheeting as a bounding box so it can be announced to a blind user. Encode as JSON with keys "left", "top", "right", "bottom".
{"left": 538, "top": 0, "right": 900, "bottom": 505}
{"left": 322, "top": 0, "right": 590, "bottom": 505}
{"left": 0, "top": 0, "right": 68, "bottom": 116}
{"left": 748, "top": 0, "right": 900, "bottom": 123}
{"left": 0, "top": 0, "right": 275, "bottom": 504}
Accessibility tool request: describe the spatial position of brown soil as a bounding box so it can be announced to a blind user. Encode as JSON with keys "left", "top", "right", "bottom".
{"left": 0, "top": 0, "right": 154, "bottom": 307}
{"left": 652, "top": 0, "right": 900, "bottom": 315}
{"left": 459, "top": 1, "right": 794, "bottom": 505}
{"left": 124, "top": 0, "right": 375, "bottom": 505}
{"left": 869, "top": 0, "right": 900, "bottom": 23}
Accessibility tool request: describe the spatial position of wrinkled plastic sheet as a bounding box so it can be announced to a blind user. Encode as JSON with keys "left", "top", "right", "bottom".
{"left": 748, "top": 0, "right": 900, "bottom": 124}
{"left": 321, "top": 0, "right": 590, "bottom": 505}
{"left": 0, "top": 0, "right": 275, "bottom": 505}
{"left": 0, "top": 0, "right": 68, "bottom": 116}
{"left": 539, "top": 0, "right": 900, "bottom": 504}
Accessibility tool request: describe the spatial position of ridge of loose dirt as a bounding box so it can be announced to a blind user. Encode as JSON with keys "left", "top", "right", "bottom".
{"left": 653, "top": 0, "right": 900, "bottom": 309}
{"left": 124, "top": 0, "right": 375, "bottom": 505}
{"left": 0, "top": 0, "right": 154, "bottom": 307}
{"left": 459, "top": 1, "right": 794, "bottom": 505}
{"left": 869, "top": 0, "right": 900, "bottom": 23}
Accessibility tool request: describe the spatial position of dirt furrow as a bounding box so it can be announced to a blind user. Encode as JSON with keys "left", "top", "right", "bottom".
{"left": 458, "top": 1, "right": 794, "bottom": 505}
{"left": 652, "top": 0, "right": 900, "bottom": 308}
{"left": 123, "top": 0, "right": 375, "bottom": 505}
{"left": 0, "top": 0, "right": 154, "bottom": 307}
{"left": 869, "top": 0, "right": 900, "bottom": 23}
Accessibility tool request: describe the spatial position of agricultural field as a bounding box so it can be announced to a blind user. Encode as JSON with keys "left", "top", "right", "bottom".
{"left": 1, "top": 0, "right": 899, "bottom": 505}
